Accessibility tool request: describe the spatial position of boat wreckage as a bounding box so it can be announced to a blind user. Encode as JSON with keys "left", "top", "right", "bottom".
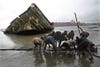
{"left": 4, "top": 3, "right": 54, "bottom": 35}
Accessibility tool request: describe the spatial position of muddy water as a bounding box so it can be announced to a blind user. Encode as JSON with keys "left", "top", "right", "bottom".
{"left": 0, "top": 25, "right": 100, "bottom": 67}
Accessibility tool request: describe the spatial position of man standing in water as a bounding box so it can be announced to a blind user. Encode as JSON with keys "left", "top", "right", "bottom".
{"left": 77, "top": 31, "right": 93, "bottom": 61}
{"left": 43, "top": 34, "right": 58, "bottom": 52}
{"left": 68, "top": 30, "right": 75, "bottom": 40}
{"left": 32, "top": 36, "right": 43, "bottom": 50}
{"left": 54, "top": 31, "right": 62, "bottom": 47}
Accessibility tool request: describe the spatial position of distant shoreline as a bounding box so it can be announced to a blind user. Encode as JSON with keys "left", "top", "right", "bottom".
{"left": 54, "top": 22, "right": 100, "bottom": 27}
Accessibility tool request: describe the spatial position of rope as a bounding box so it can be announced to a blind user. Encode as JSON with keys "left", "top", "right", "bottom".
{"left": 0, "top": 47, "right": 100, "bottom": 58}
{"left": 0, "top": 48, "right": 33, "bottom": 51}
{"left": 93, "top": 53, "right": 100, "bottom": 58}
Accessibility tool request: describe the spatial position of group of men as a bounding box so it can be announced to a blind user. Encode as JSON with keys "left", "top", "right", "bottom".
{"left": 32, "top": 30, "right": 97, "bottom": 61}
{"left": 32, "top": 30, "right": 75, "bottom": 50}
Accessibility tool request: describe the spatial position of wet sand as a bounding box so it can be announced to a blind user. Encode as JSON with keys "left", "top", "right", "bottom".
{"left": 0, "top": 25, "right": 100, "bottom": 67}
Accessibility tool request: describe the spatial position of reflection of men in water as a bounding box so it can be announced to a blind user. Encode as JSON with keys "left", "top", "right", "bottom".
{"left": 79, "top": 57, "right": 91, "bottom": 67}
{"left": 33, "top": 51, "right": 44, "bottom": 66}
{"left": 44, "top": 53, "right": 60, "bottom": 67}
{"left": 61, "top": 54, "right": 75, "bottom": 67}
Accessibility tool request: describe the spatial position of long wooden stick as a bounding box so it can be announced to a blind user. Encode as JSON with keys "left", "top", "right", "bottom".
{"left": 74, "top": 12, "right": 83, "bottom": 35}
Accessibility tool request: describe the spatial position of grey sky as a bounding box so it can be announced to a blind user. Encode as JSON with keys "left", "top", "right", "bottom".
{"left": 0, "top": 0, "right": 100, "bottom": 28}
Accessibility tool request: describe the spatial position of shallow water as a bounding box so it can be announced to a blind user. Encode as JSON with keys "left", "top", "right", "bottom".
{"left": 0, "top": 25, "right": 100, "bottom": 67}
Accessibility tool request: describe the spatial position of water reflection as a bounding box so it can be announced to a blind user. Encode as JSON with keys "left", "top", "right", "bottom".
{"left": 61, "top": 54, "right": 76, "bottom": 67}
{"left": 32, "top": 51, "right": 93, "bottom": 67}
{"left": 3, "top": 33, "right": 47, "bottom": 48}
{"left": 0, "top": 32, "right": 15, "bottom": 49}
{"left": 33, "top": 51, "right": 45, "bottom": 66}
{"left": 79, "top": 57, "right": 92, "bottom": 67}
{"left": 4, "top": 34, "right": 34, "bottom": 48}
{"left": 44, "top": 52, "right": 60, "bottom": 67}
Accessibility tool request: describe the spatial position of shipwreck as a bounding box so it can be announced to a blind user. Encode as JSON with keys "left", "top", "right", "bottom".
{"left": 4, "top": 3, "right": 54, "bottom": 35}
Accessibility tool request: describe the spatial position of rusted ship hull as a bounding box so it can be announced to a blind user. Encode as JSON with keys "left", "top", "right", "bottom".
{"left": 4, "top": 3, "right": 54, "bottom": 35}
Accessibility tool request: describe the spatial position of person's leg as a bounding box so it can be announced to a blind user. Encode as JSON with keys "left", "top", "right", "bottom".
{"left": 43, "top": 43, "right": 47, "bottom": 51}
{"left": 39, "top": 44, "right": 41, "bottom": 50}
{"left": 52, "top": 43, "right": 57, "bottom": 52}
{"left": 52, "top": 41, "right": 61, "bottom": 53}
{"left": 86, "top": 47, "right": 93, "bottom": 60}
{"left": 58, "top": 40, "right": 62, "bottom": 48}
{"left": 34, "top": 44, "right": 37, "bottom": 49}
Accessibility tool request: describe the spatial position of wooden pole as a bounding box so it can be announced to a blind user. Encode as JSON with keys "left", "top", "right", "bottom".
{"left": 74, "top": 12, "right": 83, "bottom": 35}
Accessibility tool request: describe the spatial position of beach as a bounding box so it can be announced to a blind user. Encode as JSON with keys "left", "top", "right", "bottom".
{"left": 0, "top": 25, "right": 100, "bottom": 67}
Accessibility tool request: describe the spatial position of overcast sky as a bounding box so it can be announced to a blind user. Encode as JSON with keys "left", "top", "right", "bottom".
{"left": 0, "top": 0, "right": 100, "bottom": 28}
